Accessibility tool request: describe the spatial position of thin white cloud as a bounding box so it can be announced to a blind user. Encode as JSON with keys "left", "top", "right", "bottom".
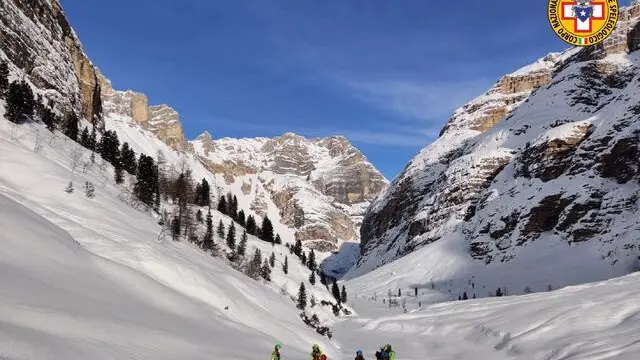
{"left": 335, "top": 76, "right": 492, "bottom": 122}
{"left": 338, "top": 130, "right": 433, "bottom": 148}
{"left": 298, "top": 126, "right": 438, "bottom": 148}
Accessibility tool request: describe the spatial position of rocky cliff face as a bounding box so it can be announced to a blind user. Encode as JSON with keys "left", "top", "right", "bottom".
{"left": 0, "top": 0, "right": 102, "bottom": 124}
{"left": 359, "top": 4, "right": 640, "bottom": 273}
{"left": 97, "top": 71, "right": 189, "bottom": 152}
{"left": 193, "top": 133, "right": 388, "bottom": 251}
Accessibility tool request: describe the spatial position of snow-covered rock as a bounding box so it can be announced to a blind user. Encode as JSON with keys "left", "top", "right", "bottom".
{"left": 192, "top": 132, "right": 388, "bottom": 251}
{"left": 357, "top": 4, "right": 640, "bottom": 287}
{"left": 0, "top": 0, "right": 102, "bottom": 124}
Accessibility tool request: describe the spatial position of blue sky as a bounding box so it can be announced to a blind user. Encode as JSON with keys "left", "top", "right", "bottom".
{"left": 60, "top": 0, "right": 633, "bottom": 179}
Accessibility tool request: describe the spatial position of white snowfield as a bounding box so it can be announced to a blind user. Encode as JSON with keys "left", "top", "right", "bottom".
{"left": 0, "top": 119, "right": 336, "bottom": 359}
{"left": 1, "top": 115, "right": 640, "bottom": 359}
{"left": 341, "top": 272, "right": 640, "bottom": 360}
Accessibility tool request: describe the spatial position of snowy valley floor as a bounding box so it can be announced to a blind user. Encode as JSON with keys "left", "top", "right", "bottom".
{"left": 335, "top": 273, "right": 640, "bottom": 360}
{"left": 1, "top": 121, "right": 640, "bottom": 360}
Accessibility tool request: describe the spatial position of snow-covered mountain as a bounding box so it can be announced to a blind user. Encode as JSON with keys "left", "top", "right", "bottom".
{"left": 96, "top": 59, "right": 386, "bottom": 255}
{"left": 0, "top": 0, "right": 387, "bottom": 254}
{"left": 2, "top": 1, "right": 640, "bottom": 359}
{"left": 355, "top": 4, "right": 640, "bottom": 290}
{"left": 98, "top": 77, "right": 388, "bottom": 251}
{"left": 0, "top": 0, "right": 360, "bottom": 350}
{"left": 192, "top": 132, "right": 387, "bottom": 251}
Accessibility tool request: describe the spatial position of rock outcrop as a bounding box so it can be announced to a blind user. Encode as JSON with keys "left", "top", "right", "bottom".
{"left": 359, "top": 3, "right": 640, "bottom": 273}
{"left": 193, "top": 133, "right": 388, "bottom": 251}
{"left": 97, "top": 71, "right": 189, "bottom": 151}
{"left": 0, "top": 0, "right": 102, "bottom": 123}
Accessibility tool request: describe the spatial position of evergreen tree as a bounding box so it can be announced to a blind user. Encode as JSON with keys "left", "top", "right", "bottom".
{"left": 194, "top": 179, "right": 211, "bottom": 207}
{"left": 232, "top": 195, "right": 239, "bottom": 218}
{"left": 172, "top": 171, "right": 195, "bottom": 237}
{"left": 225, "top": 193, "right": 238, "bottom": 219}
{"left": 64, "top": 181, "right": 74, "bottom": 194}
{"left": 269, "top": 252, "right": 275, "bottom": 268}
{"left": 196, "top": 209, "right": 203, "bottom": 223}
{"left": 496, "top": 288, "right": 503, "bottom": 297}
{"left": 307, "top": 249, "right": 317, "bottom": 272}
{"left": 120, "top": 142, "right": 137, "bottom": 175}
{"left": 217, "top": 220, "right": 225, "bottom": 239}
{"left": 462, "top": 292, "right": 468, "bottom": 300}
{"left": 83, "top": 181, "right": 95, "bottom": 199}
{"left": 202, "top": 209, "right": 214, "bottom": 250}
{"left": 415, "top": 287, "right": 418, "bottom": 297}
{"left": 226, "top": 222, "right": 236, "bottom": 249}
{"left": 331, "top": 280, "right": 341, "bottom": 303}
{"left": 98, "top": 130, "right": 120, "bottom": 165}
{"left": 217, "top": 195, "right": 227, "bottom": 215}
{"left": 171, "top": 216, "right": 181, "bottom": 241}
{"left": 114, "top": 163, "right": 124, "bottom": 184}
{"left": 6, "top": 80, "right": 35, "bottom": 123}
{"left": 62, "top": 111, "right": 79, "bottom": 141}
{"left": 260, "top": 259, "right": 272, "bottom": 281}
{"left": 260, "top": 216, "right": 274, "bottom": 243}
{"left": 246, "top": 215, "right": 257, "bottom": 235}
{"left": 341, "top": 285, "right": 348, "bottom": 303}
{"left": 248, "top": 248, "right": 262, "bottom": 279}
{"left": 398, "top": 288, "right": 402, "bottom": 297}
{"left": 199, "top": 179, "right": 210, "bottom": 206}
{"left": 300, "top": 252, "right": 307, "bottom": 266}
{"left": 309, "top": 270, "right": 316, "bottom": 285}
{"left": 237, "top": 230, "right": 248, "bottom": 258}
{"left": 297, "top": 283, "right": 307, "bottom": 310}
{"left": 319, "top": 272, "right": 327, "bottom": 286}
{"left": 134, "top": 154, "right": 157, "bottom": 206}
{"left": 274, "top": 234, "right": 282, "bottom": 245}
{"left": 41, "top": 107, "right": 57, "bottom": 131}
{"left": 293, "top": 239, "right": 303, "bottom": 257}
{"left": 283, "top": 255, "right": 289, "bottom": 275}
{"left": 0, "top": 60, "right": 9, "bottom": 97}
{"left": 80, "top": 127, "right": 90, "bottom": 148}
{"left": 237, "top": 210, "right": 246, "bottom": 227}
{"left": 88, "top": 125, "right": 97, "bottom": 151}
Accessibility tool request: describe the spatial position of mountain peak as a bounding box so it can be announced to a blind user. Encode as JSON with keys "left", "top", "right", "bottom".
{"left": 196, "top": 131, "right": 213, "bottom": 141}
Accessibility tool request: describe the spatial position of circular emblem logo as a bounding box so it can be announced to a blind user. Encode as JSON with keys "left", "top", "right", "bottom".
{"left": 548, "top": 0, "right": 619, "bottom": 46}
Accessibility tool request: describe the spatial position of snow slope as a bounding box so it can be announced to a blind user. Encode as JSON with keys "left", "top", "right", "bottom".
{"left": 0, "top": 118, "right": 338, "bottom": 359}
{"left": 337, "top": 272, "right": 640, "bottom": 360}
{"left": 3, "top": 117, "right": 640, "bottom": 360}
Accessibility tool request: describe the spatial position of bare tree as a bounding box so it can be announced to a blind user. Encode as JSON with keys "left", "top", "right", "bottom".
{"left": 47, "top": 131, "right": 59, "bottom": 147}
{"left": 96, "top": 158, "right": 110, "bottom": 187}
{"left": 69, "top": 143, "right": 84, "bottom": 174}
{"left": 10, "top": 123, "right": 20, "bottom": 141}
{"left": 32, "top": 127, "right": 44, "bottom": 153}
{"left": 81, "top": 157, "right": 93, "bottom": 174}
{"left": 157, "top": 212, "right": 171, "bottom": 242}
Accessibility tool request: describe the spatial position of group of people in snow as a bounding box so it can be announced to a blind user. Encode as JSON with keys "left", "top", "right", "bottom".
{"left": 270, "top": 343, "right": 396, "bottom": 360}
